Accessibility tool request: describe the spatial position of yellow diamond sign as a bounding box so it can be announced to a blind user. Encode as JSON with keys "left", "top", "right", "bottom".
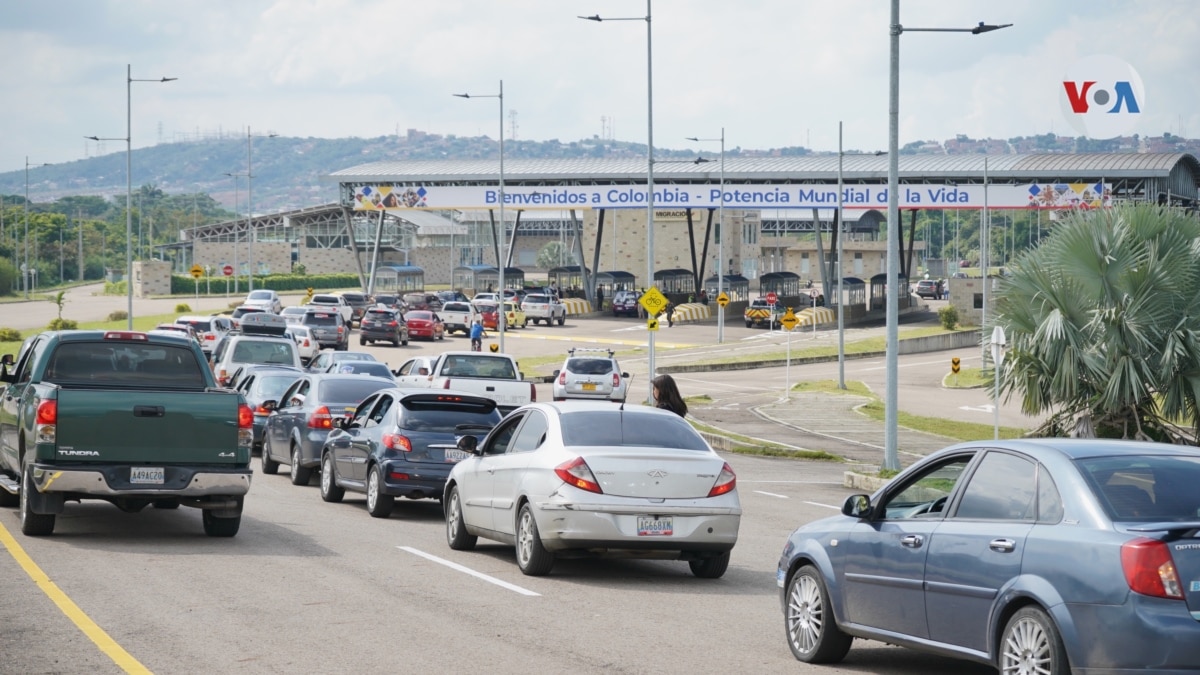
{"left": 189, "top": 264, "right": 204, "bottom": 279}
{"left": 639, "top": 287, "right": 669, "bottom": 317}
{"left": 779, "top": 308, "right": 799, "bottom": 331}
{"left": 716, "top": 292, "right": 729, "bottom": 307}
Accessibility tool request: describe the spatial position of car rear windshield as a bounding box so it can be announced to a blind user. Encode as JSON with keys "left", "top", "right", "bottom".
{"left": 400, "top": 398, "right": 500, "bottom": 433}
{"left": 566, "top": 358, "right": 614, "bottom": 375}
{"left": 179, "top": 319, "right": 211, "bottom": 331}
{"left": 312, "top": 295, "right": 338, "bottom": 304}
{"left": 559, "top": 410, "right": 709, "bottom": 451}
{"left": 525, "top": 295, "right": 548, "bottom": 303}
{"left": 254, "top": 374, "right": 301, "bottom": 399}
{"left": 342, "top": 294, "right": 366, "bottom": 303}
{"left": 318, "top": 379, "right": 392, "bottom": 405}
{"left": 231, "top": 340, "right": 297, "bottom": 365}
{"left": 440, "top": 355, "right": 516, "bottom": 379}
{"left": 364, "top": 310, "right": 396, "bottom": 321}
{"left": 248, "top": 291, "right": 273, "bottom": 300}
{"left": 332, "top": 362, "right": 392, "bottom": 378}
{"left": 1077, "top": 454, "right": 1200, "bottom": 521}
{"left": 304, "top": 313, "right": 339, "bottom": 326}
{"left": 45, "top": 342, "right": 207, "bottom": 389}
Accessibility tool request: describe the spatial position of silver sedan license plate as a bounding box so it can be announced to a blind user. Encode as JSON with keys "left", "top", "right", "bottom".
{"left": 637, "top": 516, "right": 673, "bottom": 536}
{"left": 130, "top": 467, "right": 165, "bottom": 484}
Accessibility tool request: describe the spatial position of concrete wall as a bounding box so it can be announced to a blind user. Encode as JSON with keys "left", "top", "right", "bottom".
{"left": 947, "top": 276, "right": 987, "bottom": 327}
{"left": 133, "top": 260, "right": 172, "bottom": 298}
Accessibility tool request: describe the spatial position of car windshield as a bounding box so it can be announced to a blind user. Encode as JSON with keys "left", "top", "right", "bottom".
{"left": 317, "top": 379, "right": 392, "bottom": 405}
{"left": 1076, "top": 454, "right": 1200, "bottom": 521}
{"left": 407, "top": 311, "right": 433, "bottom": 321}
{"left": 441, "top": 355, "right": 516, "bottom": 379}
{"left": 312, "top": 296, "right": 338, "bottom": 304}
{"left": 332, "top": 362, "right": 392, "bottom": 377}
{"left": 559, "top": 410, "right": 709, "bottom": 450}
{"left": 46, "top": 342, "right": 207, "bottom": 389}
{"left": 400, "top": 398, "right": 500, "bottom": 432}
{"left": 525, "top": 295, "right": 548, "bottom": 303}
{"left": 566, "top": 358, "right": 614, "bottom": 375}
{"left": 248, "top": 291, "right": 273, "bottom": 300}
{"left": 231, "top": 340, "right": 296, "bottom": 365}
{"left": 304, "top": 313, "right": 338, "bottom": 326}
{"left": 179, "top": 319, "right": 211, "bottom": 331}
{"left": 253, "top": 374, "right": 300, "bottom": 399}
{"left": 343, "top": 294, "right": 366, "bottom": 303}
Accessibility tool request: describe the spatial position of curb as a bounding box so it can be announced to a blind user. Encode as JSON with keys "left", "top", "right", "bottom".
{"left": 843, "top": 471, "right": 891, "bottom": 492}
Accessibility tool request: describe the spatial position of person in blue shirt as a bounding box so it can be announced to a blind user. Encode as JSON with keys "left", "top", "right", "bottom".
{"left": 469, "top": 319, "right": 485, "bottom": 351}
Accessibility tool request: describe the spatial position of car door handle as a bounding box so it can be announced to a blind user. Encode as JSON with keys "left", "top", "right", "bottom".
{"left": 989, "top": 538, "right": 1016, "bottom": 553}
{"left": 133, "top": 405, "right": 165, "bottom": 417}
{"left": 900, "top": 534, "right": 924, "bottom": 548}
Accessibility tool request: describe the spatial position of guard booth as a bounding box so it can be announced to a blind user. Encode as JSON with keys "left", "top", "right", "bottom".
{"left": 548, "top": 265, "right": 590, "bottom": 298}
{"left": 475, "top": 266, "right": 525, "bottom": 294}
{"left": 869, "top": 273, "right": 911, "bottom": 311}
{"left": 703, "top": 274, "right": 750, "bottom": 302}
{"left": 837, "top": 277, "right": 868, "bottom": 321}
{"left": 370, "top": 264, "right": 424, "bottom": 294}
{"left": 452, "top": 264, "right": 496, "bottom": 296}
{"left": 654, "top": 268, "right": 695, "bottom": 305}
{"left": 759, "top": 271, "right": 803, "bottom": 307}
{"left": 594, "top": 270, "right": 637, "bottom": 309}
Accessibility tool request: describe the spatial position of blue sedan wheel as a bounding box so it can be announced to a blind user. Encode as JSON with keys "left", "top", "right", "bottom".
{"left": 786, "top": 566, "right": 852, "bottom": 663}
{"left": 1000, "top": 607, "right": 1068, "bottom": 675}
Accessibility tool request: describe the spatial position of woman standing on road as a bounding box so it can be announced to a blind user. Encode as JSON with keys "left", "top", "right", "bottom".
{"left": 652, "top": 374, "right": 687, "bottom": 418}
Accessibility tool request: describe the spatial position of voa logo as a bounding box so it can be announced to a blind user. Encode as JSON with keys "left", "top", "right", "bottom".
{"left": 1060, "top": 55, "right": 1144, "bottom": 139}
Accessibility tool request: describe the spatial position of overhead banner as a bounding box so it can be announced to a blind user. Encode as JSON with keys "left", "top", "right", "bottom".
{"left": 351, "top": 181, "right": 1109, "bottom": 211}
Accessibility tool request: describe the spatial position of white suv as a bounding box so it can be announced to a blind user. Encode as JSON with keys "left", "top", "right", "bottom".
{"left": 522, "top": 293, "right": 567, "bottom": 326}
{"left": 243, "top": 289, "right": 283, "bottom": 314}
{"left": 551, "top": 348, "right": 629, "bottom": 402}
{"left": 307, "top": 294, "right": 353, "bottom": 324}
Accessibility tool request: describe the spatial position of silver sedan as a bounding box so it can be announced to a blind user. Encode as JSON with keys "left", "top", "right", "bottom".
{"left": 443, "top": 401, "right": 741, "bottom": 578}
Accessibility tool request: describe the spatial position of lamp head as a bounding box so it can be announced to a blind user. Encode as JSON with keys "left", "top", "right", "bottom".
{"left": 160, "top": 77, "right": 178, "bottom": 82}
{"left": 579, "top": 14, "right": 602, "bottom": 22}
{"left": 85, "top": 136, "right": 99, "bottom": 141}
{"left": 453, "top": 93, "right": 470, "bottom": 99}
{"left": 685, "top": 136, "right": 699, "bottom": 142}
{"left": 971, "top": 22, "right": 1012, "bottom": 34}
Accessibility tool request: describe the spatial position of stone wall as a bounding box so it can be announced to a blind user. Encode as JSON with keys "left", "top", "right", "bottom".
{"left": 133, "top": 260, "right": 172, "bottom": 298}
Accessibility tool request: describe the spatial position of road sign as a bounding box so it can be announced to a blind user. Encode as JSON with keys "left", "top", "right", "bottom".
{"left": 639, "top": 287, "right": 669, "bottom": 317}
{"left": 766, "top": 291, "right": 778, "bottom": 304}
{"left": 647, "top": 317, "right": 659, "bottom": 331}
{"left": 778, "top": 308, "right": 799, "bottom": 331}
{"left": 990, "top": 326, "right": 1007, "bottom": 368}
{"left": 190, "top": 264, "right": 204, "bottom": 279}
{"left": 951, "top": 356, "right": 961, "bottom": 374}
{"left": 716, "top": 292, "right": 729, "bottom": 307}
{"left": 222, "top": 264, "right": 234, "bottom": 276}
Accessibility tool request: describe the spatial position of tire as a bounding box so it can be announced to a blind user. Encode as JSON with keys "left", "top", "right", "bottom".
{"left": 745, "top": 320, "right": 753, "bottom": 328}
{"left": 689, "top": 550, "right": 731, "bottom": 579}
{"left": 202, "top": 500, "right": 242, "bottom": 537}
{"left": 557, "top": 315, "right": 565, "bottom": 326}
{"left": 515, "top": 503, "right": 554, "bottom": 576}
{"left": 785, "top": 565, "right": 852, "bottom": 663}
{"left": 445, "top": 485, "right": 476, "bottom": 550}
{"left": 392, "top": 335, "right": 399, "bottom": 347}
{"left": 0, "top": 484, "right": 17, "bottom": 508}
{"left": 359, "top": 337, "right": 366, "bottom": 346}
{"left": 522, "top": 319, "right": 529, "bottom": 328}
{"left": 366, "top": 465, "right": 394, "bottom": 518}
{"left": 152, "top": 499, "right": 181, "bottom": 509}
{"left": 1000, "top": 606, "right": 1069, "bottom": 675}
{"left": 290, "top": 445, "right": 313, "bottom": 486}
{"left": 20, "top": 464, "right": 56, "bottom": 536}
{"left": 319, "top": 453, "right": 344, "bottom": 503}
{"left": 260, "top": 436, "right": 280, "bottom": 474}
{"left": 401, "top": 337, "right": 409, "bottom": 346}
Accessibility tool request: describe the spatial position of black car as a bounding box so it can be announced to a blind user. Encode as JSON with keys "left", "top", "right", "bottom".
{"left": 231, "top": 365, "right": 304, "bottom": 453}
{"left": 340, "top": 292, "right": 374, "bottom": 326}
{"left": 359, "top": 308, "right": 409, "bottom": 347}
{"left": 402, "top": 292, "right": 442, "bottom": 312}
{"left": 611, "top": 290, "right": 642, "bottom": 317}
{"left": 373, "top": 294, "right": 406, "bottom": 312}
{"left": 437, "top": 290, "right": 469, "bottom": 304}
{"left": 319, "top": 389, "right": 502, "bottom": 518}
{"left": 301, "top": 309, "right": 348, "bottom": 351}
{"left": 260, "top": 373, "right": 394, "bottom": 486}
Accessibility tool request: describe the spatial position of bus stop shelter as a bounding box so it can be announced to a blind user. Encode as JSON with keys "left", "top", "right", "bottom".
{"left": 759, "top": 271, "right": 802, "bottom": 299}
{"left": 475, "top": 266, "right": 525, "bottom": 293}
{"left": 548, "top": 265, "right": 590, "bottom": 298}
{"left": 370, "top": 264, "right": 424, "bottom": 294}
{"left": 703, "top": 274, "right": 750, "bottom": 302}
{"left": 655, "top": 268, "right": 696, "bottom": 304}
{"left": 452, "top": 264, "right": 496, "bottom": 295}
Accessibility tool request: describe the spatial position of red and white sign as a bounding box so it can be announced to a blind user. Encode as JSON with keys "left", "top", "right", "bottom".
{"left": 766, "top": 292, "right": 778, "bottom": 304}
{"left": 222, "top": 265, "right": 234, "bottom": 276}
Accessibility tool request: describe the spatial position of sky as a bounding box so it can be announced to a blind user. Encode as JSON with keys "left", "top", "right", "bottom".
{"left": 2, "top": 0, "right": 1198, "bottom": 174}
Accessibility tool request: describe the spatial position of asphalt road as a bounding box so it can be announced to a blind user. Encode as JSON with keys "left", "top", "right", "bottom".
{"left": 1, "top": 289, "right": 1014, "bottom": 673}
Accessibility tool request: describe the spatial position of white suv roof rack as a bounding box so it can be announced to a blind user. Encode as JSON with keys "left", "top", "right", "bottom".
{"left": 568, "top": 347, "right": 616, "bottom": 357}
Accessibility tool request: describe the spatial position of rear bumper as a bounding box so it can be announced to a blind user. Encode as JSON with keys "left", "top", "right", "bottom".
{"left": 30, "top": 463, "right": 252, "bottom": 497}
{"left": 381, "top": 459, "right": 453, "bottom": 500}
{"left": 531, "top": 500, "right": 741, "bottom": 553}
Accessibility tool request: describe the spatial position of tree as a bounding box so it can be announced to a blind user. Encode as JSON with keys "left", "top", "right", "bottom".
{"left": 536, "top": 242, "right": 571, "bottom": 269}
{"left": 994, "top": 204, "right": 1200, "bottom": 442}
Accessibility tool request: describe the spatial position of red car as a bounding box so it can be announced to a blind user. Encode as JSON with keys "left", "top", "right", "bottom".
{"left": 403, "top": 310, "right": 445, "bottom": 341}
{"left": 473, "top": 301, "right": 500, "bottom": 330}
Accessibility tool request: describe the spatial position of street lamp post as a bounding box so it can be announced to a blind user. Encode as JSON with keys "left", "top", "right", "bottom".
{"left": 87, "top": 64, "right": 175, "bottom": 329}
{"left": 837, "top": 123, "right": 846, "bottom": 389}
{"left": 885, "top": 1, "right": 1010, "bottom": 471}
{"left": 246, "top": 127, "right": 278, "bottom": 290}
{"left": 582, "top": 0, "right": 655, "bottom": 402}
{"left": 225, "top": 172, "right": 246, "bottom": 296}
{"left": 23, "top": 157, "right": 51, "bottom": 299}
{"left": 454, "top": 80, "right": 507, "bottom": 352}
{"left": 685, "top": 128, "right": 725, "bottom": 344}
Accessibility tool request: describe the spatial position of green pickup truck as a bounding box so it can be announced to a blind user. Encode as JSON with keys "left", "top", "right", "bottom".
{"left": 0, "top": 330, "right": 253, "bottom": 537}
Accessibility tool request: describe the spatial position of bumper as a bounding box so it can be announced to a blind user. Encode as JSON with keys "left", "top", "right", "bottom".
{"left": 361, "top": 328, "right": 398, "bottom": 341}
{"left": 530, "top": 500, "right": 741, "bottom": 553}
{"left": 381, "top": 459, "right": 453, "bottom": 500}
{"left": 31, "top": 463, "right": 252, "bottom": 497}
{"left": 1065, "top": 598, "right": 1200, "bottom": 673}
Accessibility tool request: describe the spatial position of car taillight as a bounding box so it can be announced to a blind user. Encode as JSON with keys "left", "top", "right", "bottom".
{"left": 530, "top": 381, "right": 536, "bottom": 402}
{"left": 303, "top": 339, "right": 311, "bottom": 347}
{"left": 255, "top": 405, "right": 271, "bottom": 415}
{"left": 205, "top": 334, "right": 215, "bottom": 341}
{"left": 36, "top": 399, "right": 57, "bottom": 425}
{"left": 103, "top": 331, "right": 148, "bottom": 341}
{"left": 238, "top": 403, "right": 254, "bottom": 429}
{"left": 382, "top": 432, "right": 412, "bottom": 452}
{"left": 555, "top": 457, "right": 602, "bottom": 494}
{"left": 558, "top": 371, "right": 567, "bottom": 385}
{"left": 388, "top": 321, "right": 398, "bottom": 327}
{"left": 1121, "top": 537, "right": 1183, "bottom": 599}
{"left": 337, "top": 326, "right": 345, "bottom": 335}
{"left": 612, "top": 372, "right": 620, "bottom": 387}
{"left": 307, "top": 406, "right": 333, "bottom": 429}
{"left": 708, "top": 462, "right": 737, "bottom": 497}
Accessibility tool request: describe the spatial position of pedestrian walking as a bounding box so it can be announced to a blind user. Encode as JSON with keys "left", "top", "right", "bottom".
{"left": 652, "top": 374, "right": 688, "bottom": 417}
{"left": 664, "top": 301, "right": 675, "bottom": 327}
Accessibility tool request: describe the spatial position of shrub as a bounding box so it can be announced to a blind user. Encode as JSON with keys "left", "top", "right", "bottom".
{"left": 937, "top": 304, "right": 959, "bottom": 330}
{"left": 0, "top": 327, "right": 21, "bottom": 342}
{"left": 48, "top": 318, "right": 79, "bottom": 330}
{"left": 107, "top": 310, "right": 129, "bottom": 322}
{"left": 175, "top": 303, "right": 192, "bottom": 313}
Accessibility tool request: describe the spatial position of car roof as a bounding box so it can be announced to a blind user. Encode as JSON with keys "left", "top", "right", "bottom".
{"left": 936, "top": 437, "right": 1200, "bottom": 461}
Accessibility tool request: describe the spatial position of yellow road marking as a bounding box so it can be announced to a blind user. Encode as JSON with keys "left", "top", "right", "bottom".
{"left": 0, "top": 520, "right": 152, "bottom": 674}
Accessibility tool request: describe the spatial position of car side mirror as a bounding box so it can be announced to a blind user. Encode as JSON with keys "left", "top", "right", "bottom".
{"left": 1, "top": 353, "right": 13, "bottom": 366}
{"left": 621, "top": 372, "right": 630, "bottom": 379}
{"left": 457, "top": 435, "right": 479, "bottom": 455}
{"left": 842, "top": 494, "right": 873, "bottom": 519}
{"left": 552, "top": 369, "right": 560, "bottom": 378}
{"left": 261, "top": 400, "right": 277, "bottom": 412}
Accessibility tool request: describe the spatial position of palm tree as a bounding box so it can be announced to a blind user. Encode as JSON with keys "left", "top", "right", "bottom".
{"left": 994, "top": 204, "right": 1200, "bottom": 442}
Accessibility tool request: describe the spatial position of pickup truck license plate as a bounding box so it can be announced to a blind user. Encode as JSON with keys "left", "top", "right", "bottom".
{"left": 130, "top": 467, "right": 165, "bottom": 484}
{"left": 581, "top": 382, "right": 597, "bottom": 391}
{"left": 444, "top": 449, "right": 470, "bottom": 462}
{"left": 637, "top": 516, "right": 673, "bottom": 536}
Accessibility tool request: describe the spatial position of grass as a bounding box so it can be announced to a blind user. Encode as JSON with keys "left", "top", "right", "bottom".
{"left": 687, "top": 325, "right": 965, "bottom": 365}
{"left": 943, "top": 366, "right": 987, "bottom": 388}
{"left": 1, "top": 311, "right": 184, "bottom": 359}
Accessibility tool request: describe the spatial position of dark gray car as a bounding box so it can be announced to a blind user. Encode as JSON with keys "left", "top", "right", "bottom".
{"left": 778, "top": 438, "right": 1200, "bottom": 673}
{"left": 301, "top": 309, "right": 348, "bottom": 351}
{"left": 260, "top": 373, "right": 394, "bottom": 486}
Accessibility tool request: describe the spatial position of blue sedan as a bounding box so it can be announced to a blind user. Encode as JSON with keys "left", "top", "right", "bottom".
{"left": 777, "top": 439, "right": 1200, "bottom": 674}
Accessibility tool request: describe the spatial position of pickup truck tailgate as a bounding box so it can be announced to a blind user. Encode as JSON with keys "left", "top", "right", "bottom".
{"left": 55, "top": 389, "right": 243, "bottom": 465}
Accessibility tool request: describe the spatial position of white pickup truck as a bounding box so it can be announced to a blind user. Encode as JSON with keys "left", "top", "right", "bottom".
{"left": 392, "top": 351, "right": 535, "bottom": 414}
{"left": 521, "top": 292, "right": 567, "bottom": 326}
{"left": 439, "top": 301, "right": 479, "bottom": 335}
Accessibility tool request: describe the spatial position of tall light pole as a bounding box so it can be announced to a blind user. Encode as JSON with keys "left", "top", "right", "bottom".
{"left": 582, "top": 0, "right": 655, "bottom": 401}
{"left": 885, "top": 2, "right": 1010, "bottom": 471}
{"left": 23, "top": 157, "right": 51, "bottom": 299}
{"left": 246, "top": 127, "right": 278, "bottom": 290}
{"left": 454, "top": 80, "right": 507, "bottom": 352}
{"left": 686, "top": 128, "right": 725, "bottom": 344}
{"left": 837, "top": 123, "right": 846, "bottom": 389}
{"left": 87, "top": 65, "right": 176, "bottom": 329}
{"left": 225, "top": 172, "right": 246, "bottom": 296}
